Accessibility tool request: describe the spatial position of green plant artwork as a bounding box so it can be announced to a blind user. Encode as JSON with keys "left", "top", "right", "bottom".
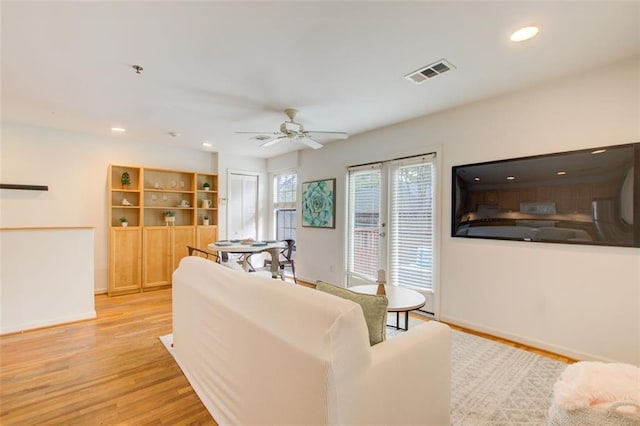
{"left": 302, "top": 178, "right": 336, "bottom": 228}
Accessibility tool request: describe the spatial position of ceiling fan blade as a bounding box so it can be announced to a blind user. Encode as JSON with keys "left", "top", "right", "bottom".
{"left": 260, "top": 136, "right": 287, "bottom": 148}
{"left": 235, "top": 131, "right": 281, "bottom": 135}
{"left": 305, "top": 131, "right": 349, "bottom": 139}
{"left": 299, "top": 136, "right": 323, "bottom": 150}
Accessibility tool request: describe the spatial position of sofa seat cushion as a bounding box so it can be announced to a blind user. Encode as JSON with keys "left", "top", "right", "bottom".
{"left": 316, "top": 281, "right": 388, "bottom": 346}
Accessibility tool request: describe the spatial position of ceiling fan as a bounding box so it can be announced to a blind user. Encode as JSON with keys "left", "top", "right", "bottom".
{"left": 236, "top": 108, "right": 348, "bottom": 150}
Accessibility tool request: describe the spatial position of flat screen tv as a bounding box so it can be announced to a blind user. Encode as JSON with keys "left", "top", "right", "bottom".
{"left": 452, "top": 143, "right": 639, "bottom": 248}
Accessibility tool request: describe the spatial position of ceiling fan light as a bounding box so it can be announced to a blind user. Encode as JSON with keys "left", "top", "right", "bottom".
{"left": 282, "top": 121, "right": 301, "bottom": 132}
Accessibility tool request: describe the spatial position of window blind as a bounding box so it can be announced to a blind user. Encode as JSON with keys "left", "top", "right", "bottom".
{"left": 273, "top": 172, "right": 297, "bottom": 241}
{"left": 389, "top": 155, "right": 435, "bottom": 290}
{"left": 347, "top": 164, "right": 381, "bottom": 281}
{"left": 273, "top": 172, "right": 297, "bottom": 209}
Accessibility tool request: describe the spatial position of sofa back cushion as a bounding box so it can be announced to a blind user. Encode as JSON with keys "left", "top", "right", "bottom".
{"left": 316, "top": 281, "right": 388, "bottom": 346}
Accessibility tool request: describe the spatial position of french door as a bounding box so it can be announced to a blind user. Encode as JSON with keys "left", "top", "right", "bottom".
{"left": 346, "top": 154, "right": 436, "bottom": 313}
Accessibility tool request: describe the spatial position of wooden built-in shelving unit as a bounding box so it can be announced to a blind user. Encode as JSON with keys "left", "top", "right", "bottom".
{"left": 108, "top": 165, "right": 218, "bottom": 296}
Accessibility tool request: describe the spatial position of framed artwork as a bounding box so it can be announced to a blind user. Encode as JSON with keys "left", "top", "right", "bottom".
{"left": 302, "top": 178, "right": 336, "bottom": 228}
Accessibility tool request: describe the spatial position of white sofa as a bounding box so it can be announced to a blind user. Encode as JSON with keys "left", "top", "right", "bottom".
{"left": 172, "top": 256, "right": 451, "bottom": 425}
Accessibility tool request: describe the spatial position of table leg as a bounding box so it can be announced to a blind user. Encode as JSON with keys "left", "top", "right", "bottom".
{"left": 240, "top": 254, "right": 250, "bottom": 272}
{"left": 387, "top": 311, "right": 411, "bottom": 331}
{"left": 266, "top": 248, "right": 280, "bottom": 279}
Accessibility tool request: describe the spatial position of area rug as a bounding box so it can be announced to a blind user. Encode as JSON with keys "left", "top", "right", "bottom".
{"left": 160, "top": 319, "right": 567, "bottom": 426}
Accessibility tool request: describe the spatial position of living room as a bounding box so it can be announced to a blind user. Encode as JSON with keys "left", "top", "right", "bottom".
{"left": 1, "top": 1, "right": 639, "bottom": 424}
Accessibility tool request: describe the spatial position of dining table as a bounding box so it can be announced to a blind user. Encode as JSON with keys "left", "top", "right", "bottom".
{"left": 207, "top": 240, "right": 287, "bottom": 278}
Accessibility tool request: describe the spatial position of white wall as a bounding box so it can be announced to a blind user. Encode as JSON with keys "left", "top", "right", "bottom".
{"left": 0, "top": 125, "right": 217, "bottom": 293}
{"left": 296, "top": 57, "right": 640, "bottom": 364}
{"left": 1, "top": 227, "right": 95, "bottom": 333}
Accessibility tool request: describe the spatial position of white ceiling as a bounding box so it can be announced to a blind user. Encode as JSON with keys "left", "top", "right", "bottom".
{"left": 2, "top": 1, "right": 639, "bottom": 159}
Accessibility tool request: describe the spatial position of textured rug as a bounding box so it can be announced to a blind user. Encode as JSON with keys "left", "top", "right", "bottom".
{"left": 390, "top": 317, "right": 567, "bottom": 425}
{"left": 161, "top": 318, "right": 568, "bottom": 425}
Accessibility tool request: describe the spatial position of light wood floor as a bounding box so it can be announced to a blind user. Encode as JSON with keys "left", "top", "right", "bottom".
{"left": 0, "top": 289, "right": 216, "bottom": 425}
{"left": 0, "top": 287, "right": 574, "bottom": 425}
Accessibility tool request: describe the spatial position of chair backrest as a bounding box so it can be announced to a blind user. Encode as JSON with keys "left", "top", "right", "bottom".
{"left": 187, "top": 245, "right": 220, "bottom": 262}
{"left": 281, "top": 239, "right": 295, "bottom": 261}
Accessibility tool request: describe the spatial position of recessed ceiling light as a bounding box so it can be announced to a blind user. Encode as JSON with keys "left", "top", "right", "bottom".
{"left": 474, "top": 177, "right": 480, "bottom": 181}
{"left": 510, "top": 26, "right": 539, "bottom": 42}
{"left": 111, "top": 127, "right": 126, "bottom": 132}
{"left": 557, "top": 171, "right": 567, "bottom": 176}
{"left": 506, "top": 176, "right": 516, "bottom": 180}
{"left": 591, "top": 149, "right": 607, "bottom": 154}
{"left": 202, "top": 141, "right": 212, "bottom": 148}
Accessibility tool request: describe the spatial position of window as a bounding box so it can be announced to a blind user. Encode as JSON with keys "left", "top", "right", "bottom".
{"left": 276, "top": 209, "right": 296, "bottom": 241}
{"left": 273, "top": 172, "right": 297, "bottom": 241}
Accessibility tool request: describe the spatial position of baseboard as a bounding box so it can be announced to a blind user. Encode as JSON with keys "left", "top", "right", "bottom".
{"left": 439, "top": 314, "right": 620, "bottom": 363}
{"left": 415, "top": 309, "right": 435, "bottom": 319}
{"left": 1, "top": 310, "right": 97, "bottom": 335}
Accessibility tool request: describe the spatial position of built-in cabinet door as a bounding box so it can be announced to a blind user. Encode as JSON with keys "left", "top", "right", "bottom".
{"left": 196, "top": 225, "right": 218, "bottom": 251}
{"left": 109, "top": 228, "right": 142, "bottom": 296}
{"left": 173, "top": 226, "right": 195, "bottom": 271}
{"left": 143, "top": 227, "right": 172, "bottom": 289}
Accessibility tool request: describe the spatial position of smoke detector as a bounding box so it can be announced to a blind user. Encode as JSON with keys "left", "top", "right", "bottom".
{"left": 405, "top": 59, "right": 455, "bottom": 84}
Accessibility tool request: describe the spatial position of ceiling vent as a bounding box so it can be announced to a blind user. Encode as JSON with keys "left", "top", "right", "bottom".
{"left": 404, "top": 59, "right": 455, "bottom": 84}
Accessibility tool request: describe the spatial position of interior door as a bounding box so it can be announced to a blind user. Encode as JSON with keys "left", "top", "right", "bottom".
{"left": 227, "top": 172, "right": 258, "bottom": 240}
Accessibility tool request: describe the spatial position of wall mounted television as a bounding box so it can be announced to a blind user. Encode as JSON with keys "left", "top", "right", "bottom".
{"left": 452, "top": 143, "right": 639, "bottom": 248}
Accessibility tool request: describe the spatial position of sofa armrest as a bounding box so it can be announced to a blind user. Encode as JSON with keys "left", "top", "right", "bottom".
{"left": 357, "top": 321, "right": 451, "bottom": 425}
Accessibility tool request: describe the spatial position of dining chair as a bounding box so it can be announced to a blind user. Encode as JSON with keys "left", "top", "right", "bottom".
{"left": 187, "top": 246, "right": 220, "bottom": 263}
{"left": 264, "top": 239, "right": 296, "bottom": 283}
